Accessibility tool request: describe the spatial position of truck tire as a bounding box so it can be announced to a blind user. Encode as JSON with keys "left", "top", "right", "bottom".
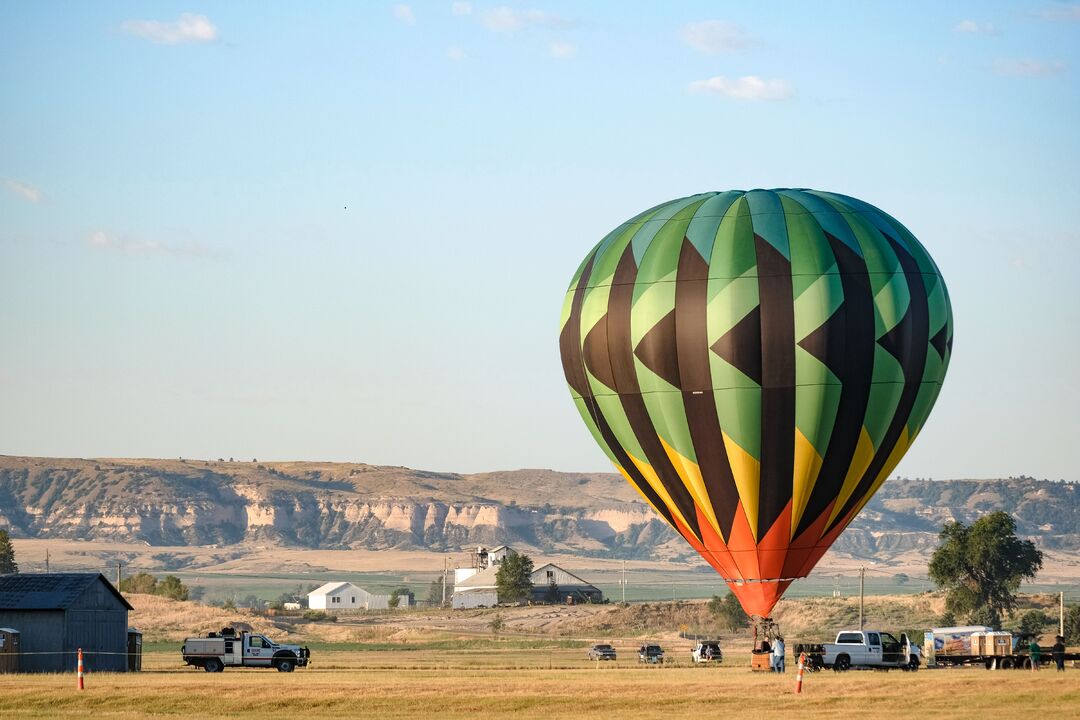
{"left": 907, "top": 657, "right": 920, "bottom": 672}
{"left": 833, "top": 655, "right": 851, "bottom": 672}
{"left": 276, "top": 658, "right": 295, "bottom": 673}
{"left": 204, "top": 658, "right": 224, "bottom": 673}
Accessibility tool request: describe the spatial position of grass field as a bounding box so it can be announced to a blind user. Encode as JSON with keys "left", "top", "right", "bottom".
{"left": 2, "top": 648, "right": 1078, "bottom": 719}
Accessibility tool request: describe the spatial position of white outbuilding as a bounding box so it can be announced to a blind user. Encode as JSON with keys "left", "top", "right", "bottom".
{"left": 307, "top": 582, "right": 412, "bottom": 611}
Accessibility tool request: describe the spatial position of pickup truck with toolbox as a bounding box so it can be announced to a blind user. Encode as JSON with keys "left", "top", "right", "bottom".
{"left": 796, "top": 630, "right": 920, "bottom": 672}
{"left": 182, "top": 627, "right": 310, "bottom": 672}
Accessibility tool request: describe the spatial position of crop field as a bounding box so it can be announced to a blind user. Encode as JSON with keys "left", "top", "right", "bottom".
{"left": 2, "top": 648, "right": 1078, "bottom": 719}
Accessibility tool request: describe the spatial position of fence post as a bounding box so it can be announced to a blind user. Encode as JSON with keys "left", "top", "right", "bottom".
{"left": 77, "top": 648, "right": 84, "bottom": 690}
{"left": 795, "top": 652, "right": 806, "bottom": 694}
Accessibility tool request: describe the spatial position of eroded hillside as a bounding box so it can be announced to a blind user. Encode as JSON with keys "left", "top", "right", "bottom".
{"left": 1, "top": 456, "right": 1076, "bottom": 561}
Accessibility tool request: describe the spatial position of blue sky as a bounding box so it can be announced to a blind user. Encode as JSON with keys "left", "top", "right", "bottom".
{"left": 1, "top": 2, "right": 1078, "bottom": 480}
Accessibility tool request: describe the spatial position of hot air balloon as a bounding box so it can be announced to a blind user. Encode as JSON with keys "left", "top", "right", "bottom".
{"left": 559, "top": 189, "right": 952, "bottom": 619}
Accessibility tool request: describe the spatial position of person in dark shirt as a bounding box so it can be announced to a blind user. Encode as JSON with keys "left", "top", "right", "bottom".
{"left": 1052, "top": 635, "right": 1066, "bottom": 672}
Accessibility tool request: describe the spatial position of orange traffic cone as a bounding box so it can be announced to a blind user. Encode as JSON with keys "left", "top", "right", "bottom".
{"left": 77, "top": 648, "right": 84, "bottom": 690}
{"left": 795, "top": 652, "right": 806, "bottom": 694}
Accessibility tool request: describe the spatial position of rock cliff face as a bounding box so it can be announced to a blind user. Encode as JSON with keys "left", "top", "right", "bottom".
{"left": 0, "top": 457, "right": 679, "bottom": 558}
{"left": 0, "top": 457, "right": 1075, "bottom": 560}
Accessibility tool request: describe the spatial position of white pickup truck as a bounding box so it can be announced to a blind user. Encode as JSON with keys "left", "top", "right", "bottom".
{"left": 798, "top": 630, "right": 920, "bottom": 672}
{"left": 182, "top": 629, "right": 310, "bottom": 672}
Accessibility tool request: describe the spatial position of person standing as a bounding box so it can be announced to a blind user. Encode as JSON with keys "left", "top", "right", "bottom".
{"left": 1052, "top": 635, "right": 1066, "bottom": 672}
{"left": 773, "top": 636, "right": 786, "bottom": 673}
{"left": 1029, "top": 638, "right": 1042, "bottom": 672}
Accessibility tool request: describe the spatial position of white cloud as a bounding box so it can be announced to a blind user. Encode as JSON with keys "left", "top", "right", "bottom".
{"left": 681, "top": 20, "right": 752, "bottom": 54}
{"left": 1035, "top": 3, "right": 1080, "bottom": 21}
{"left": 481, "top": 7, "right": 570, "bottom": 33}
{"left": 5, "top": 179, "right": 42, "bottom": 203}
{"left": 393, "top": 4, "right": 416, "bottom": 25}
{"left": 994, "top": 58, "right": 1066, "bottom": 76}
{"left": 447, "top": 45, "right": 467, "bottom": 61}
{"left": 550, "top": 41, "right": 576, "bottom": 59}
{"left": 120, "top": 13, "right": 218, "bottom": 44}
{"left": 451, "top": 1, "right": 472, "bottom": 16}
{"left": 954, "top": 19, "right": 996, "bottom": 34}
{"left": 688, "top": 75, "right": 794, "bottom": 101}
{"left": 86, "top": 230, "right": 215, "bottom": 258}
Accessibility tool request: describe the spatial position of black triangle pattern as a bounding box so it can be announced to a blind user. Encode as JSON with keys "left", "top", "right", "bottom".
{"left": 797, "top": 303, "right": 847, "bottom": 381}
{"left": 928, "top": 324, "right": 949, "bottom": 360}
{"left": 634, "top": 310, "right": 681, "bottom": 388}
{"left": 582, "top": 313, "right": 617, "bottom": 390}
{"left": 710, "top": 306, "right": 762, "bottom": 386}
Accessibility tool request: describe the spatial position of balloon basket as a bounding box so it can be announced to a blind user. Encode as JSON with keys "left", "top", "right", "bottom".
{"left": 750, "top": 616, "right": 781, "bottom": 672}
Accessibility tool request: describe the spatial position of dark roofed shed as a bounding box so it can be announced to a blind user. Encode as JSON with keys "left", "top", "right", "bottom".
{"left": 0, "top": 573, "right": 133, "bottom": 672}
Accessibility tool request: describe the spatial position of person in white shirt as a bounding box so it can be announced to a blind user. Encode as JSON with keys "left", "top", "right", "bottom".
{"left": 772, "top": 636, "right": 786, "bottom": 673}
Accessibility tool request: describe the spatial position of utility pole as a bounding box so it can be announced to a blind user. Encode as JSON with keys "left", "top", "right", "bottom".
{"left": 858, "top": 567, "right": 865, "bottom": 632}
{"left": 45, "top": 548, "right": 50, "bottom": 574}
{"left": 1061, "top": 591, "right": 1066, "bottom": 637}
{"left": 116, "top": 560, "right": 122, "bottom": 590}
{"left": 621, "top": 560, "right": 626, "bottom": 604}
{"left": 442, "top": 557, "right": 448, "bottom": 607}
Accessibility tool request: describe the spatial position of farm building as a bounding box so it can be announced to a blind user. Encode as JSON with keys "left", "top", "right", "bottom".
{"left": 0, "top": 573, "right": 134, "bottom": 673}
{"left": 452, "top": 559, "right": 603, "bottom": 609}
{"left": 454, "top": 544, "right": 517, "bottom": 585}
{"left": 307, "top": 582, "right": 412, "bottom": 611}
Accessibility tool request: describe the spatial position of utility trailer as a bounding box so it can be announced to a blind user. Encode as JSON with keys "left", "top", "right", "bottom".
{"left": 924, "top": 627, "right": 1080, "bottom": 670}
{"left": 182, "top": 627, "right": 310, "bottom": 672}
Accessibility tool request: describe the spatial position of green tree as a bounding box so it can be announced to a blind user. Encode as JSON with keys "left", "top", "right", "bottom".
{"left": 427, "top": 577, "right": 452, "bottom": 606}
{"left": 1014, "top": 609, "right": 1053, "bottom": 640}
{"left": 388, "top": 587, "right": 413, "bottom": 608}
{"left": 928, "top": 512, "right": 1043, "bottom": 628}
{"left": 495, "top": 553, "right": 534, "bottom": 604}
{"left": 118, "top": 572, "right": 188, "bottom": 600}
{"left": 119, "top": 571, "right": 158, "bottom": 594}
{"left": 489, "top": 613, "right": 505, "bottom": 634}
{"left": 1064, "top": 605, "right": 1080, "bottom": 645}
{"left": 707, "top": 592, "right": 749, "bottom": 633}
{"left": 0, "top": 530, "right": 17, "bottom": 575}
{"left": 156, "top": 575, "right": 189, "bottom": 601}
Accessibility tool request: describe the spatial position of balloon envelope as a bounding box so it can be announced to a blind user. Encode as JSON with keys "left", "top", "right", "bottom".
{"left": 559, "top": 189, "right": 953, "bottom": 616}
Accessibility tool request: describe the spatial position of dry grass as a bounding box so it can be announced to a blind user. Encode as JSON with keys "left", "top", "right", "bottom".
{"left": 1, "top": 649, "right": 1077, "bottom": 719}
{"left": 128, "top": 594, "right": 286, "bottom": 642}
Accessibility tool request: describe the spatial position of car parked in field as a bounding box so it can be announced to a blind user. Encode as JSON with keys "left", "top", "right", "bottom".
{"left": 691, "top": 641, "right": 722, "bottom": 664}
{"left": 587, "top": 643, "right": 617, "bottom": 661}
{"left": 638, "top": 644, "right": 664, "bottom": 664}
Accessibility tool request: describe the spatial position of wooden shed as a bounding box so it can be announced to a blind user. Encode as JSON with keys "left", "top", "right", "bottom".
{"left": 0, "top": 573, "right": 134, "bottom": 673}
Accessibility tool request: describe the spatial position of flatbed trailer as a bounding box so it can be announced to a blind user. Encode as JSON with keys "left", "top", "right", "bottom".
{"left": 931, "top": 650, "right": 1080, "bottom": 670}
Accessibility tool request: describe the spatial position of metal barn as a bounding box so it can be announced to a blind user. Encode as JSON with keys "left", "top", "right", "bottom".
{"left": 0, "top": 573, "right": 134, "bottom": 673}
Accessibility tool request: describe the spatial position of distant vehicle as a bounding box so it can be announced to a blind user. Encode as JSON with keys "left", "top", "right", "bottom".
{"left": 587, "top": 643, "right": 617, "bottom": 660}
{"left": 182, "top": 628, "right": 310, "bottom": 672}
{"left": 587, "top": 643, "right": 617, "bottom": 661}
{"left": 638, "top": 644, "right": 664, "bottom": 664}
{"left": 796, "top": 630, "right": 919, "bottom": 671}
{"left": 691, "top": 641, "right": 722, "bottom": 664}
